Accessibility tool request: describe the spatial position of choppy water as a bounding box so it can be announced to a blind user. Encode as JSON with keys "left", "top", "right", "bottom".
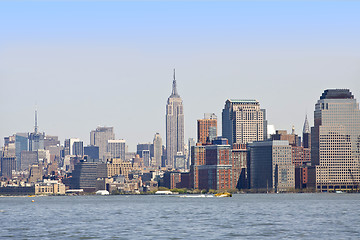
{"left": 1, "top": 193, "right": 360, "bottom": 239}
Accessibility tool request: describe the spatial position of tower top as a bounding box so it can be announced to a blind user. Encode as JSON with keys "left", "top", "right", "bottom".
{"left": 303, "top": 115, "right": 310, "bottom": 133}
{"left": 170, "top": 69, "right": 180, "bottom": 98}
{"left": 34, "top": 108, "right": 38, "bottom": 134}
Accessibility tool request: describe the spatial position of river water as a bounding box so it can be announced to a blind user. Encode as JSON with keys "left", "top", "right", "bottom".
{"left": 1, "top": 193, "right": 359, "bottom": 239}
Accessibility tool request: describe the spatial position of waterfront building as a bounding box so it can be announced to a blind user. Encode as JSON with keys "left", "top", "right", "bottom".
{"left": 107, "top": 139, "right": 126, "bottom": 161}
{"left": 222, "top": 99, "right": 266, "bottom": 146}
{"left": 248, "top": 140, "right": 295, "bottom": 192}
{"left": 153, "top": 133, "right": 163, "bottom": 168}
{"left": 197, "top": 113, "right": 217, "bottom": 145}
{"left": 232, "top": 144, "right": 249, "bottom": 189}
{"left": 311, "top": 89, "right": 360, "bottom": 192}
{"left": 35, "top": 180, "right": 65, "bottom": 195}
{"left": 166, "top": 70, "right": 184, "bottom": 168}
{"left": 90, "top": 127, "right": 115, "bottom": 161}
{"left": 190, "top": 140, "right": 237, "bottom": 191}
{"left": 71, "top": 161, "right": 106, "bottom": 192}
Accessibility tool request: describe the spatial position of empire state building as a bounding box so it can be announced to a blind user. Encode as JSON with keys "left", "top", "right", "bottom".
{"left": 166, "top": 70, "right": 184, "bottom": 168}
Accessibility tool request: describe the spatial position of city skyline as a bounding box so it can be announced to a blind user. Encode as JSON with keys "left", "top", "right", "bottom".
{"left": 1, "top": 1, "right": 360, "bottom": 150}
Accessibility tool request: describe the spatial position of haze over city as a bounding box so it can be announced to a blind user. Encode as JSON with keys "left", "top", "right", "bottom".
{"left": 1, "top": 1, "right": 359, "bottom": 150}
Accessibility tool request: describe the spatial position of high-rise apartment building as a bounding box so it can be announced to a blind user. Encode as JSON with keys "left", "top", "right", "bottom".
{"left": 166, "top": 70, "right": 184, "bottom": 168}
{"left": 222, "top": 99, "right": 266, "bottom": 146}
{"left": 197, "top": 113, "right": 217, "bottom": 144}
{"left": 311, "top": 89, "right": 360, "bottom": 192}
{"left": 90, "top": 127, "right": 115, "bottom": 161}
{"left": 107, "top": 139, "right": 126, "bottom": 161}
{"left": 153, "top": 133, "right": 162, "bottom": 168}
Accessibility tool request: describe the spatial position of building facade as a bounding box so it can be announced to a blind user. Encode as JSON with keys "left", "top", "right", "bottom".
{"left": 311, "top": 89, "right": 360, "bottom": 192}
{"left": 248, "top": 140, "right": 295, "bottom": 192}
{"left": 166, "top": 70, "right": 184, "bottom": 168}
{"left": 90, "top": 127, "right": 115, "bottom": 161}
{"left": 153, "top": 133, "right": 163, "bottom": 168}
{"left": 197, "top": 113, "right": 217, "bottom": 145}
{"left": 107, "top": 139, "right": 126, "bottom": 161}
{"left": 222, "top": 99, "right": 266, "bottom": 146}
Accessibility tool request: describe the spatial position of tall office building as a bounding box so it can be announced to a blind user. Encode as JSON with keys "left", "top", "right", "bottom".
{"left": 197, "top": 113, "right": 217, "bottom": 144}
{"left": 29, "top": 110, "right": 45, "bottom": 151}
{"left": 153, "top": 133, "right": 163, "bottom": 168}
{"left": 90, "top": 127, "right": 115, "bottom": 161}
{"left": 303, "top": 115, "right": 311, "bottom": 149}
{"left": 15, "top": 133, "right": 28, "bottom": 170}
{"left": 136, "top": 143, "right": 152, "bottom": 158}
{"left": 107, "top": 139, "right": 126, "bottom": 161}
{"left": 248, "top": 140, "right": 295, "bottom": 192}
{"left": 166, "top": 70, "right": 184, "bottom": 168}
{"left": 222, "top": 99, "right": 266, "bottom": 146}
{"left": 311, "top": 89, "right": 360, "bottom": 192}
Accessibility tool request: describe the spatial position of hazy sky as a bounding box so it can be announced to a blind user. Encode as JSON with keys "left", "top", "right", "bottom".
{"left": 1, "top": 1, "right": 360, "bottom": 151}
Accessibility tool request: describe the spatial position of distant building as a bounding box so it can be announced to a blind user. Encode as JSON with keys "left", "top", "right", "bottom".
{"left": 153, "top": 133, "right": 163, "bottom": 168}
{"left": 222, "top": 99, "right": 266, "bottom": 146}
{"left": 142, "top": 150, "right": 151, "bottom": 167}
{"left": 29, "top": 110, "right": 45, "bottom": 151}
{"left": 271, "top": 129, "right": 301, "bottom": 147}
{"left": 70, "top": 161, "right": 106, "bottom": 192}
{"left": 136, "top": 143, "right": 152, "bottom": 158}
{"left": 43, "top": 135, "right": 60, "bottom": 149}
{"left": 20, "top": 151, "right": 38, "bottom": 171}
{"left": 190, "top": 142, "right": 239, "bottom": 191}
{"left": 90, "top": 126, "right": 115, "bottom": 161}
{"left": 166, "top": 69, "right": 184, "bottom": 168}
{"left": 15, "top": 133, "right": 28, "bottom": 170}
{"left": 197, "top": 113, "right": 217, "bottom": 144}
{"left": 84, "top": 145, "right": 100, "bottom": 162}
{"left": 311, "top": 89, "right": 360, "bottom": 192}
{"left": 0, "top": 156, "right": 16, "bottom": 179}
{"left": 73, "top": 141, "right": 84, "bottom": 157}
{"left": 107, "top": 139, "right": 126, "bottom": 161}
{"left": 302, "top": 115, "right": 311, "bottom": 149}
{"left": 248, "top": 140, "right": 295, "bottom": 192}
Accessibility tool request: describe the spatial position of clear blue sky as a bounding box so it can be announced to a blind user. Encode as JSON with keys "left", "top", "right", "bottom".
{"left": 1, "top": 1, "right": 360, "bottom": 151}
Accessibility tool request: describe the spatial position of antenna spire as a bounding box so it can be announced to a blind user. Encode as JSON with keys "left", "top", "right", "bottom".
{"left": 171, "top": 68, "right": 179, "bottom": 97}
{"left": 34, "top": 108, "right": 38, "bottom": 133}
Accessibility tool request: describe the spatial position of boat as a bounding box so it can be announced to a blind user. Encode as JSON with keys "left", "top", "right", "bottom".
{"left": 215, "top": 192, "right": 232, "bottom": 197}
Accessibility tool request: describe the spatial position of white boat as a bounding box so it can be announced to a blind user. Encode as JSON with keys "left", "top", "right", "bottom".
{"left": 96, "top": 190, "right": 110, "bottom": 195}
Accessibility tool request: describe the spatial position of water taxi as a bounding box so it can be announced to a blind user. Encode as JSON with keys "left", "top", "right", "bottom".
{"left": 214, "top": 192, "right": 232, "bottom": 197}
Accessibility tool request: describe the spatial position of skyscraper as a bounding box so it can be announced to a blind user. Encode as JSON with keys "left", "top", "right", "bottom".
{"left": 166, "top": 70, "right": 184, "bottom": 168}
{"left": 302, "top": 115, "right": 311, "bottom": 149}
{"left": 90, "top": 127, "right": 115, "bottom": 161}
{"left": 222, "top": 99, "right": 266, "bottom": 146}
{"left": 107, "top": 139, "right": 126, "bottom": 161}
{"left": 311, "top": 89, "right": 360, "bottom": 192}
{"left": 197, "top": 113, "right": 217, "bottom": 144}
{"left": 29, "top": 110, "right": 45, "bottom": 151}
{"left": 153, "top": 133, "right": 163, "bottom": 168}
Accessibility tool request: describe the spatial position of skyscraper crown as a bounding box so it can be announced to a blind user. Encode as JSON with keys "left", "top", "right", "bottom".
{"left": 320, "top": 89, "right": 354, "bottom": 100}
{"left": 170, "top": 69, "right": 180, "bottom": 98}
{"left": 303, "top": 115, "right": 310, "bottom": 133}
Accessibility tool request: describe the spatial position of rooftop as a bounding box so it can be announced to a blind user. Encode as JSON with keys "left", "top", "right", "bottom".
{"left": 320, "top": 89, "right": 354, "bottom": 100}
